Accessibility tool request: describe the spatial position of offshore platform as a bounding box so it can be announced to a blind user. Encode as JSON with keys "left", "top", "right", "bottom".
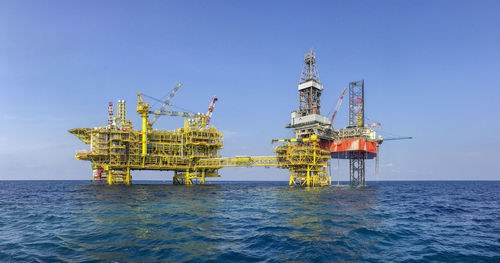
{"left": 70, "top": 50, "right": 409, "bottom": 186}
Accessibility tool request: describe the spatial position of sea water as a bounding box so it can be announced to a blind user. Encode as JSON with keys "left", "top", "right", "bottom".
{"left": 0, "top": 180, "right": 498, "bottom": 262}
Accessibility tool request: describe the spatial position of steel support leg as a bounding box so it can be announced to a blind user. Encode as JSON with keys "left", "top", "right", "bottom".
{"left": 349, "top": 151, "right": 366, "bottom": 186}
{"left": 125, "top": 167, "right": 132, "bottom": 185}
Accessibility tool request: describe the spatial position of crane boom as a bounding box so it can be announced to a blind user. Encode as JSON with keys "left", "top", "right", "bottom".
{"left": 151, "top": 83, "right": 183, "bottom": 125}
{"left": 329, "top": 87, "right": 347, "bottom": 128}
{"left": 205, "top": 96, "right": 218, "bottom": 125}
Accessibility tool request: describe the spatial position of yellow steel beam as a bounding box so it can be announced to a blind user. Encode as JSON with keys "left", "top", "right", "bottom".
{"left": 198, "top": 156, "right": 279, "bottom": 168}
{"left": 68, "top": 128, "right": 91, "bottom": 144}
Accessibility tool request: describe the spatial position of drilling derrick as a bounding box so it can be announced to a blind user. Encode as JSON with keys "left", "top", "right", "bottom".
{"left": 299, "top": 50, "right": 321, "bottom": 115}
{"left": 289, "top": 50, "right": 331, "bottom": 139}
{"left": 275, "top": 50, "right": 332, "bottom": 186}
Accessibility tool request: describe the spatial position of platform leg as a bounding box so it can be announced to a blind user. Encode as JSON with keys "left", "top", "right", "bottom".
{"left": 306, "top": 167, "right": 311, "bottom": 187}
{"left": 201, "top": 170, "right": 206, "bottom": 184}
{"left": 125, "top": 167, "right": 131, "bottom": 185}
{"left": 186, "top": 171, "right": 193, "bottom": 185}
{"left": 289, "top": 170, "right": 295, "bottom": 186}
{"left": 106, "top": 167, "right": 113, "bottom": 185}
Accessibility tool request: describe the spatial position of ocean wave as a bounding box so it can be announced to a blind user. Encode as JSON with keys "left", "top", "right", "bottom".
{"left": 0, "top": 181, "right": 498, "bottom": 262}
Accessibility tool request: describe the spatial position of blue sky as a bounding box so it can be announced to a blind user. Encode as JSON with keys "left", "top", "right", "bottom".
{"left": 1, "top": 0, "right": 499, "bottom": 181}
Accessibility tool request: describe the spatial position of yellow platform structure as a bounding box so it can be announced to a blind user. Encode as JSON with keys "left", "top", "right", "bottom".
{"left": 69, "top": 93, "right": 283, "bottom": 185}
{"left": 69, "top": 91, "right": 331, "bottom": 186}
{"left": 273, "top": 135, "right": 331, "bottom": 186}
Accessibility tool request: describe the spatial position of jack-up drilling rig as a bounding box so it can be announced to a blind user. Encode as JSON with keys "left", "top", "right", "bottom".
{"left": 329, "top": 80, "right": 379, "bottom": 186}
{"left": 273, "top": 50, "right": 410, "bottom": 186}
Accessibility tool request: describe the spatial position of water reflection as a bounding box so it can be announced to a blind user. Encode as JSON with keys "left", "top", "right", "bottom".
{"left": 71, "top": 184, "right": 225, "bottom": 261}
{"left": 2, "top": 181, "right": 496, "bottom": 262}
{"left": 276, "top": 186, "right": 382, "bottom": 251}
{"left": 205, "top": 183, "right": 383, "bottom": 261}
{"left": 66, "top": 182, "right": 382, "bottom": 261}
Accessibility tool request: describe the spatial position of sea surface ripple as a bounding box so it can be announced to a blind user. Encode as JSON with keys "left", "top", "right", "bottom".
{"left": 0, "top": 180, "right": 499, "bottom": 262}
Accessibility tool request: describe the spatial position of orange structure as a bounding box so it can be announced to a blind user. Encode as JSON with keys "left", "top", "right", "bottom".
{"left": 330, "top": 139, "right": 378, "bottom": 159}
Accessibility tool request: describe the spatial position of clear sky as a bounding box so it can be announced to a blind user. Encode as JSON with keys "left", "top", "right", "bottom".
{"left": 1, "top": 0, "right": 499, "bottom": 181}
